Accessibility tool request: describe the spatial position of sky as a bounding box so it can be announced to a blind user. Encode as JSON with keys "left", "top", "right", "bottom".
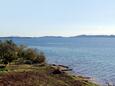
{"left": 0, "top": 0, "right": 115, "bottom": 37}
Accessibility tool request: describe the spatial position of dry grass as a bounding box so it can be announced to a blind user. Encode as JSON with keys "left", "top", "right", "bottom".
{"left": 0, "top": 64, "right": 99, "bottom": 86}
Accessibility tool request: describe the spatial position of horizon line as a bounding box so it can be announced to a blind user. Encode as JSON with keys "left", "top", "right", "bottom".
{"left": 1, "top": 34, "right": 115, "bottom": 38}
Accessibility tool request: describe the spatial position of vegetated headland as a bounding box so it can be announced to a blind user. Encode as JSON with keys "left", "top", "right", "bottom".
{"left": 0, "top": 40, "right": 99, "bottom": 86}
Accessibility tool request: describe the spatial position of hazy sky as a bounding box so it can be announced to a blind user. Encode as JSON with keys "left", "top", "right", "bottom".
{"left": 0, "top": 0, "right": 115, "bottom": 37}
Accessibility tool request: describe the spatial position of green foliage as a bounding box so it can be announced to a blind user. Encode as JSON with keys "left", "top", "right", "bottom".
{"left": 0, "top": 40, "right": 46, "bottom": 66}
{"left": 0, "top": 40, "right": 18, "bottom": 65}
{"left": 34, "top": 52, "right": 46, "bottom": 64}
{"left": 0, "top": 66, "right": 7, "bottom": 72}
{"left": 23, "top": 49, "right": 46, "bottom": 64}
{"left": 23, "top": 48, "right": 37, "bottom": 61}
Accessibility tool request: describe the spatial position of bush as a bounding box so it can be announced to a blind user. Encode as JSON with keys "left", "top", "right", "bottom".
{"left": 33, "top": 52, "right": 46, "bottom": 64}
{"left": 0, "top": 40, "right": 46, "bottom": 66}
{"left": 0, "top": 40, "right": 18, "bottom": 66}
{"left": 22, "top": 49, "right": 46, "bottom": 64}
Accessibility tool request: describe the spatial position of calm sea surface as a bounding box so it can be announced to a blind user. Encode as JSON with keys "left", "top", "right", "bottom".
{"left": 10, "top": 37, "right": 115, "bottom": 85}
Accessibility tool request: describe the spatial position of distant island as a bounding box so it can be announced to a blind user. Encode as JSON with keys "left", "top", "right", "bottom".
{"left": 1, "top": 35, "right": 115, "bottom": 39}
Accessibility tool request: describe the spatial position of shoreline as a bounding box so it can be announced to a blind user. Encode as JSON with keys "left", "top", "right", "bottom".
{"left": 50, "top": 63, "right": 115, "bottom": 86}
{"left": 49, "top": 64, "right": 100, "bottom": 86}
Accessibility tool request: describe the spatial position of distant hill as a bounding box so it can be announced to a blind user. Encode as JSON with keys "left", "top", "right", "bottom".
{"left": 1, "top": 35, "right": 115, "bottom": 48}
{"left": 1, "top": 35, "right": 115, "bottom": 39}
{"left": 70, "top": 35, "right": 115, "bottom": 38}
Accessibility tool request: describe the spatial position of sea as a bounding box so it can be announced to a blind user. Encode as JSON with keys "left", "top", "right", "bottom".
{"left": 2, "top": 36, "right": 115, "bottom": 85}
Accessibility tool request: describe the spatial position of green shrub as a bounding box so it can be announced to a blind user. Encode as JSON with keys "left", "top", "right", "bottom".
{"left": 34, "top": 52, "right": 46, "bottom": 64}
{"left": 0, "top": 66, "right": 7, "bottom": 72}
{"left": 0, "top": 40, "right": 46, "bottom": 66}
{"left": 0, "top": 40, "right": 18, "bottom": 66}
{"left": 22, "top": 49, "right": 46, "bottom": 64}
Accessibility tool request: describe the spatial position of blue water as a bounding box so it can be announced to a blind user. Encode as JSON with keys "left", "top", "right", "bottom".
{"left": 31, "top": 46, "right": 115, "bottom": 85}
{"left": 7, "top": 37, "right": 115, "bottom": 85}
